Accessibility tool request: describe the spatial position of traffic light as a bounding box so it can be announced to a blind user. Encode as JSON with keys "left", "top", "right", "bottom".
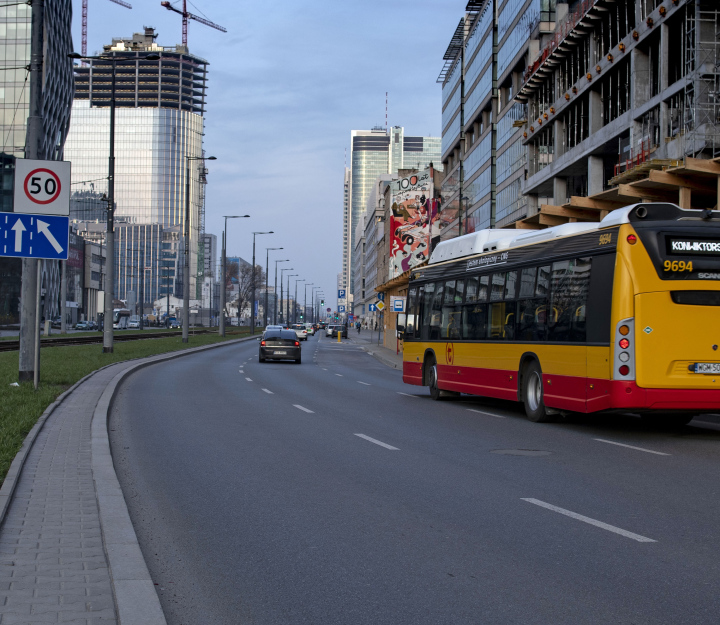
{"left": 321, "top": 299, "right": 324, "bottom": 306}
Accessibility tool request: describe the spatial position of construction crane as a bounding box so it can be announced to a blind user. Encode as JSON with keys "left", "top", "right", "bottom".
{"left": 81, "top": 0, "right": 133, "bottom": 58}
{"left": 160, "top": 1, "right": 227, "bottom": 47}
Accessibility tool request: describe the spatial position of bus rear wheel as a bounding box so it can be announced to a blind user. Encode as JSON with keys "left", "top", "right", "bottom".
{"left": 523, "top": 361, "right": 554, "bottom": 423}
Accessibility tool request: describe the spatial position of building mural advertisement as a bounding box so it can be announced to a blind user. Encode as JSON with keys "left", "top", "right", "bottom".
{"left": 389, "top": 168, "right": 436, "bottom": 279}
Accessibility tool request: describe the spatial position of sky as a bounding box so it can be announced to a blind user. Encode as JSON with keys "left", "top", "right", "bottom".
{"left": 72, "top": 0, "right": 461, "bottom": 311}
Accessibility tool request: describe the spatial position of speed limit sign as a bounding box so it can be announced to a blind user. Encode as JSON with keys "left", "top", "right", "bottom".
{"left": 13, "top": 158, "right": 70, "bottom": 215}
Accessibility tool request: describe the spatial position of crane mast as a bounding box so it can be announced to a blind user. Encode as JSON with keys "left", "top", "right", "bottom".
{"left": 81, "top": 0, "right": 133, "bottom": 58}
{"left": 160, "top": 0, "right": 227, "bottom": 47}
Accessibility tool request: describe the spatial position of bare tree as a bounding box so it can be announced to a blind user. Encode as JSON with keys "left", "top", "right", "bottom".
{"left": 235, "top": 264, "right": 265, "bottom": 323}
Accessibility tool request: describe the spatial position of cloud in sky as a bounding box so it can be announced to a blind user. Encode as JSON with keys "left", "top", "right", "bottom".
{"left": 74, "top": 0, "right": 460, "bottom": 309}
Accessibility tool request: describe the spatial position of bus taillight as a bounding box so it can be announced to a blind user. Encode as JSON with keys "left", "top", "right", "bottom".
{"left": 627, "top": 234, "right": 637, "bottom": 245}
{"left": 614, "top": 318, "right": 635, "bottom": 381}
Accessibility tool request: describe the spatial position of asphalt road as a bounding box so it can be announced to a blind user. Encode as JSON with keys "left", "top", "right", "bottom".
{"left": 110, "top": 332, "right": 720, "bottom": 624}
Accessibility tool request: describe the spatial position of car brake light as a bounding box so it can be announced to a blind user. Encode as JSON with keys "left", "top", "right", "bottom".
{"left": 260, "top": 340, "right": 266, "bottom": 346}
{"left": 295, "top": 341, "right": 299, "bottom": 346}
{"left": 619, "top": 338, "right": 629, "bottom": 349}
{"left": 619, "top": 365, "right": 630, "bottom": 376}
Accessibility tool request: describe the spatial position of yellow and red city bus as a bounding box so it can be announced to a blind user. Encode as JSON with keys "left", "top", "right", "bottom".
{"left": 402, "top": 203, "right": 720, "bottom": 424}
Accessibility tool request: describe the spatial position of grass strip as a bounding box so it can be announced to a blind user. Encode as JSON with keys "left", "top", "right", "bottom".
{"left": 0, "top": 329, "right": 252, "bottom": 484}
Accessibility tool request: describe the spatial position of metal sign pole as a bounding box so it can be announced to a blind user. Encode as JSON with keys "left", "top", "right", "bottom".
{"left": 33, "top": 261, "right": 42, "bottom": 390}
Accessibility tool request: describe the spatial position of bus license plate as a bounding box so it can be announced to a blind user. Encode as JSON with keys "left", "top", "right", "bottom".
{"left": 274, "top": 350, "right": 287, "bottom": 355}
{"left": 694, "top": 363, "right": 720, "bottom": 374}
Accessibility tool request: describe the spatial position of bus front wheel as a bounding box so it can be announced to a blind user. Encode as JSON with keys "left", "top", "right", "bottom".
{"left": 523, "top": 361, "right": 553, "bottom": 423}
{"left": 425, "top": 356, "right": 442, "bottom": 401}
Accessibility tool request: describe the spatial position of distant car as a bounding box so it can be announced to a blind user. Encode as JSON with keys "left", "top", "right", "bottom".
{"left": 168, "top": 317, "right": 180, "bottom": 329}
{"left": 265, "top": 325, "right": 283, "bottom": 333}
{"left": 50, "top": 316, "right": 62, "bottom": 329}
{"left": 291, "top": 323, "right": 308, "bottom": 341}
{"left": 329, "top": 324, "right": 348, "bottom": 338}
{"left": 325, "top": 325, "right": 334, "bottom": 337}
{"left": 75, "top": 320, "right": 90, "bottom": 330}
{"left": 259, "top": 329, "right": 301, "bottom": 364}
{"left": 304, "top": 323, "right": 315, "bottom": 336}
{"left": 128, "top": 316, "right": 141, "bottom": 329}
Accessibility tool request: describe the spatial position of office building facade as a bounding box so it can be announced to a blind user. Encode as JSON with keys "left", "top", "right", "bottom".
{"left": 64, "top": 27, "right": 209, "bottom": 301}
{"left": 0, "top": 0, "right": 74, "bottom": 323}
{"left": 346, "top": 127, "right": 441, "bottom": 304}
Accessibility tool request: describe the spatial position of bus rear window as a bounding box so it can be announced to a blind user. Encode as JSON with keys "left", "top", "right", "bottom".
{"left": 671, "top": 291, "right": 720, "bottom": 306}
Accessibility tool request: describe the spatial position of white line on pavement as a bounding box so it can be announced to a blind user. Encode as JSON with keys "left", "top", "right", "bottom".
{"left": 245, "top": 377, "right": 252, "bottom": 382}
{"left": 467, "top": 408, "right": 506, "bottom": 418}
{"left": 293, "top": 404, "right": 314, "bottom": 413}
{"left": 593, "top": 439, "right": 670, "bottom": 456}
{"left": 262, "top": 389, "right": 273, "bottom": 394}
{"left": 336, "top": 374, "right": 343, "bottom": 377}
{"left": 357, "top": 381, "right": 370, "bottom": 385}
{"left": 322, "top": 368, "right": 328, "bottom": 371}
{"left": 397, "top": 392, "right": 418, "bottom": 398}
{"left": 521, "top": 498, "right": 656, "bottom": 543}
{"left": 354, "top": 433, "right": 399, "bottom": 450}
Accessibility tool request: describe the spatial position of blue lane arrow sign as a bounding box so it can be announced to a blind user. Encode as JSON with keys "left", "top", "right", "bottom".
{"left": 0, "top": 212, "right": 69, "bottom": 260}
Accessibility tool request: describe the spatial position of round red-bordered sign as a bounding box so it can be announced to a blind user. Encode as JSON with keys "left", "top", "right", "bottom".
{"left": 23, "top": 168, "right": 62, "bottom": 205}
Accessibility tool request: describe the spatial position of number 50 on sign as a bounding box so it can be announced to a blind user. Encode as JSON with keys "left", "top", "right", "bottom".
{"left": 13, "top": 158, "right": 70, "bottom": 216}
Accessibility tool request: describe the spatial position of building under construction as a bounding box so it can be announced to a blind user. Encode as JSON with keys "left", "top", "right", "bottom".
{"left": 517, "top": 0, "right": 720, "bottom": 225}
{"left": 439, "top": 0, "right": 720, "bottom": 234}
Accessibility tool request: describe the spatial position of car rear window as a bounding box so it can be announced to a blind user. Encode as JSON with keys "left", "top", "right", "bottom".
{"left": 280, "top": 330, "right": 298, "bottom": 339}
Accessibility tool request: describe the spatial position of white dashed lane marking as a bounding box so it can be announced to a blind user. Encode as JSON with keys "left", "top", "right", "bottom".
{"left": 354, "top": 434, "right": 399, "bottom": 450}
{"left": 593, "top": 439, "right": 670, "bottom": 456}
{"left": 467, "top": 408, "right": 505, "bottom": 419}
{"left": 245, "top": 377, "right": 252, "bottom": 382}
{"left": 262, "top": 389, "right": 273, "bottom": 394}
{"left": 521, "top": 498, "right": 656, "bottom": 543}
{"left": 293, "top": 404, "right": 314, "bottom": 413}
{"left": 357, "top": 381, "right": 370, "bottom": 386}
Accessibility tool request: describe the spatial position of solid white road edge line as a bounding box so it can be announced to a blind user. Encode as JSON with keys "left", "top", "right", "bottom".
{"left": 593, "top": 439, "right": 670, "bottom": 456}
{"left": 354, "top": 433, "right": 399, "bottom": 450}
{"left": 293, "top": 404, "right": 314, "bottom": 413}
{"left": 521, "top": 498, "right": 656, "bottom": 543}
{"left": 357, "top": 381, "right": 370, "bottom": 385}
{"left": 262, "top": 389, "right": 273, "bottom": 394}
{"left": 467, "top": 408, "right": 506, "bottom": 419}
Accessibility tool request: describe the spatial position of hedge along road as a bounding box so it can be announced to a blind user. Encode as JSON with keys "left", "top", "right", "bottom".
{"left": 111, "top": 333, "right": 720, "bottom": 624}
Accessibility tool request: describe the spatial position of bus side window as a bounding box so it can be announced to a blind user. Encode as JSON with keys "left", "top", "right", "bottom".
{"left": 504, "top": 271, "right": 518, "bottom": 300}
{"left": 490, "top": 273, "right": 505, "bottom": 301}
{"left": 519, "top": 267, "right": 536, "bottom": 298}
{"left": 420, "top": 283, "right": 434, "bottom": 340}
{"left": 478, "top": 274, "right": 489, "bottom": 300}
{"left": 405, "top": 287, "right": 418, "bottom": 339}
{"left": 517, "top": 298, "right": 544, "bottom": 340}
{"left": 441, "top": 280, "right": 460, "bottom": 339}
{"left": 488, "top": 302, "right": 507, "bottom": 338}
{"left": 463, "top": 303, "right": 487, "bottom": 339}
{"left": 429, "top": 283, "right": 444, "bottom": 340}
{"left": 548, "top": 258, "right": 591, "bottom": 342}
{"left": 536, "top": 265, "right": 551, "bottom": 297}
{"left": 466, "top": 276, "right": 479, "bottom": 303}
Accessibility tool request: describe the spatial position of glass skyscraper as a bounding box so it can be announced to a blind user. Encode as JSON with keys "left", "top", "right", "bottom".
{"left": 64, "top": 27, "right": 209, "bottom": 302}
{"left": 346, "top": 127, "right": 441, "bottom": 302}
{"left": 0, "top": 0, "right": 73, "bottom": 322}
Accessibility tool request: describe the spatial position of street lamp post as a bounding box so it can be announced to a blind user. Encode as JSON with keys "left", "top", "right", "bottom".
{"left": 294, "top": 279, "right": 305, "bottom": 325}
{"left": 265, "top": 247, "right": 283, "bottom": 328}
{"left": 279, "top": 268, "right": 293, "bottom": 325}
{"left": 220, "top": 215, "right": 249, "bottom": 337}
{"left": 274, "top": 259, "right": 289, "bottom": 325}
{"left": 303, "top": 283, "right": 313, "bottom": 323}
{"left": 311, "top": 286, "right": 320, "bottom": 323}
{"left": 251, "top": 231, "right": 273, "bottom": 334}
{"left": 182, "top": 155, "right": 216, "bottom": 343}
{"left": 286, "top": 274, "right": 297, "bottom": 325}
{"left": 69, "top": 51, "right": 160, "bottom": 353}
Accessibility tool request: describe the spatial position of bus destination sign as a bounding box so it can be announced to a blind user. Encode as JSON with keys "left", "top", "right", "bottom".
{"left": 668, "top": 238, "right": 720, "bottom": 255}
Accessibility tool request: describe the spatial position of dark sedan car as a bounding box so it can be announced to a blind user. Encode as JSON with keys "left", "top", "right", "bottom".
{"left": 259, "top": 329, "right": 301, "bottom": 364}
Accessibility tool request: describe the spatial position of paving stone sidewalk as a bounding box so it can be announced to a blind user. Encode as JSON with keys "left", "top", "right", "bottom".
{"left": 0, "top": 361, "right": 133, "bottom": 624}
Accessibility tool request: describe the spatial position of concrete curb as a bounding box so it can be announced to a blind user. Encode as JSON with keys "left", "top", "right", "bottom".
{"left": 91, "top": 335, "right": 257, "bottom": 624}
{"left": 360, "top": 345, "right": 402, "bottom": 370}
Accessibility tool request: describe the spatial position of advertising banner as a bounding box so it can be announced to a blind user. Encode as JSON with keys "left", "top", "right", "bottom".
{"left": 389, "top": 168, "right": 436, "bottom": 279}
